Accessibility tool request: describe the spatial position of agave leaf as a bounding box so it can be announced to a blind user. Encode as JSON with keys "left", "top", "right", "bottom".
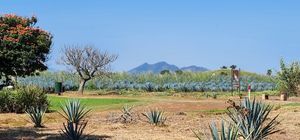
{"left": 209, "top": 121, "right": 239, "bottom": 140}
{"left": 192, "top": 129, "right": 203, "bottom": 140}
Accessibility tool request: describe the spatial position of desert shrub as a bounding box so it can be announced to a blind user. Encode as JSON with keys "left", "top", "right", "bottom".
{"left": 85, "top": 81, "right": 98, "bottom": 90}
{"left": 120, "top": 105, "right": 135, "bottom": 123}
{"left": 212, "top": 92, "right": 217, "bottom": 99}
{"left": 142, "top": 109, "right": 166, "bottom": 125}
{"left": 0, "top": 86, "right": 49, "bottom": 113}
{"left": 0, "top": 90, "right": 14, "bottom": 113}
{"left": 14, "top": 86, "right": 49, "bottom": 113}
{"left": 59, "top": 99, "right": 91, "bottom": 140}
{"left": 106, "top": 105, "right": 137, "bottom": 123}
{"left": 26, "top": 106, "right": 46, "bottom": 128}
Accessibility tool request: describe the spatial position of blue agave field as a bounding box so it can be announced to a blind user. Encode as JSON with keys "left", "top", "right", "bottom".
{"left": 18, "top": 70, "right": 277, "bottom": 92}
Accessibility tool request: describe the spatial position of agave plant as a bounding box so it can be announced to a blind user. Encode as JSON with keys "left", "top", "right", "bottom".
{"left": 227, "top": 98, "right": 280, "bottom": 140}
{"left": 25, "top": 106, "right": 46, "bottom": 128}
{"left": 59, "top": 99, "right": 91, "bottom": 124}
{"left": 62, "top": 121, "right": 88, "bottom": 140}
{"left": 142, "top": 109, "right": 166, "bottom": 125}
{"left": 120, "top": 105, "right": 134, "bottom": 123}
{"left": 209, "top": 122, "right": 239, "bottom": 140}
{"left": 59, "top": 99, "right": 91, "bottom": 140}
{"left": 193, "top": 122, "right": 239, "bottom": 140}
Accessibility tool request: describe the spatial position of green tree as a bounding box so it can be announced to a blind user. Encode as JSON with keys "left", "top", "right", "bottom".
{"left": 175, "top": 70, "right": 183, "bottom": 75}
{"left": 220, "top": 66, "right": 227, "bottom": 69}
{"left": 278, "top": 59, "right": 300, "bottom": 96}
{"left": 160, "top": 69, "right": 170, "bottom": 75}
{"left": 0, "top": 14, "right": 52, "bottom": 84}
{"left": 230, "top": 65, "right": 237, "bottom": 70}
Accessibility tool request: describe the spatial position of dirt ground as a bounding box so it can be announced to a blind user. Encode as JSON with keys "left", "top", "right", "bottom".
{"left": 0, "top": 94, "right": 299, "bottom": 140}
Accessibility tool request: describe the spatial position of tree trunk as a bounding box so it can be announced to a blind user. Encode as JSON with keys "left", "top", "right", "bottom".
{"left": 4, "top": 75, "right": 11, "bottom": 86}
{"left": 78, "top": 79, "right": 87, "bottom": 94}
{"left": 11, "top": 76, "right": 17, "bottom": 88}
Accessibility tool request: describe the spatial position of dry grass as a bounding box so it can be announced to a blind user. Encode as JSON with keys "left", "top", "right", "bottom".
{"left": 0, "top": 94, "right": 299, "bottom": 140}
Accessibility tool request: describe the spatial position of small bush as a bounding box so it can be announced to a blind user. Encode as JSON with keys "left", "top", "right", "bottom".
{"left": 212, "top": 93, "right": 217, "bottom": 99}
{"left": 0, "top": 90, "right": 14, "bottom": 113}
{"left": 106, "top": 105, "right": 137, "bottom": 123}
{"left": 0, "top": 86, "right": 49, "bottom": 113}
{"left": 14, "top": 86, "right": 49, "bottom": 113}
{"left": 277, "top": 59, "right": 300, "bottom": 96}
{"left": 142, "top": 109, "right": 166, "bottom": 125}
{"left": 120, "top": 105, "right": 135, "bottom": 123}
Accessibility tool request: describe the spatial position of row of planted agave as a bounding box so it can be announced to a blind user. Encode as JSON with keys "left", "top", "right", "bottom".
{"left": 26, "top": 98, "right": 280, "bottom": 140}
{"left": 17, "top": 74, "right": 276, "bottom": 92}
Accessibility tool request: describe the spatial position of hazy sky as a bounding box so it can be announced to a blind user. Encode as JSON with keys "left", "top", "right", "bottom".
{"left": 1, "top": 0, "right": 300, "bottom": 73}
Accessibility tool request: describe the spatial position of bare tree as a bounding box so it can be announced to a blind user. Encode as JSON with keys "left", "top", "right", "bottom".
{"left": 61, "top": 45, "right": 117, "bottom": 94}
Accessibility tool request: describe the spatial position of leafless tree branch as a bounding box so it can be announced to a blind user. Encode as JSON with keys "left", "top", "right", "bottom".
{"left": 61, "top": 45, "right": 117, "bottom": 93}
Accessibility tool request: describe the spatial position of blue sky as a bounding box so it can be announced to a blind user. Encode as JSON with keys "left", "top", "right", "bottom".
{"left": 1, "top": 0, "right": 300, "bottom": 73}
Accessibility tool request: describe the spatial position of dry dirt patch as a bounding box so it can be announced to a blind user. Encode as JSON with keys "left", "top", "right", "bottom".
{"left": 0, "top": 95, "right": 299, "bottom": 140}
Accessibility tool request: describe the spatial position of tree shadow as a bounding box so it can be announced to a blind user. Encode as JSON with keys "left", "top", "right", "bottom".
{"left": 0, "top": 127, "right": 112, "bottom": 140}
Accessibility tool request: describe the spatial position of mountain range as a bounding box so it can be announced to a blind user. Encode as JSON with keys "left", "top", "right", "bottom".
{"left": 128, "top": 61, "right": 209, "bottom": 74}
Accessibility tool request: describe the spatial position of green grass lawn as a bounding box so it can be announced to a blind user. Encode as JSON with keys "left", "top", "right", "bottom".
{"left": 48, "top": 95, "right": 140, "bottom": 111}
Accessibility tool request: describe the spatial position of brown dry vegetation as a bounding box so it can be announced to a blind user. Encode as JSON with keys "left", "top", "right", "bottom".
{"left": 0, "top": 94, "right": 299, "bottom": 140}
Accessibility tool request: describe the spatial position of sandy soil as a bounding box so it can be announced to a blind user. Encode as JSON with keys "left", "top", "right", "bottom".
{"left": 0, "top": 95, "right": 299, "bottom": 140}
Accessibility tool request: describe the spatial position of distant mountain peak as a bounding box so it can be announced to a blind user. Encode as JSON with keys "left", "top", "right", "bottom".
{"left": 141, "top": 62, "right": 149, "bottom": 66}
{"left": 129, "top": 61, "right": 208, "bottom": 74}
{"left": 156, "top": 61, "right": 168, "bottom": 64}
